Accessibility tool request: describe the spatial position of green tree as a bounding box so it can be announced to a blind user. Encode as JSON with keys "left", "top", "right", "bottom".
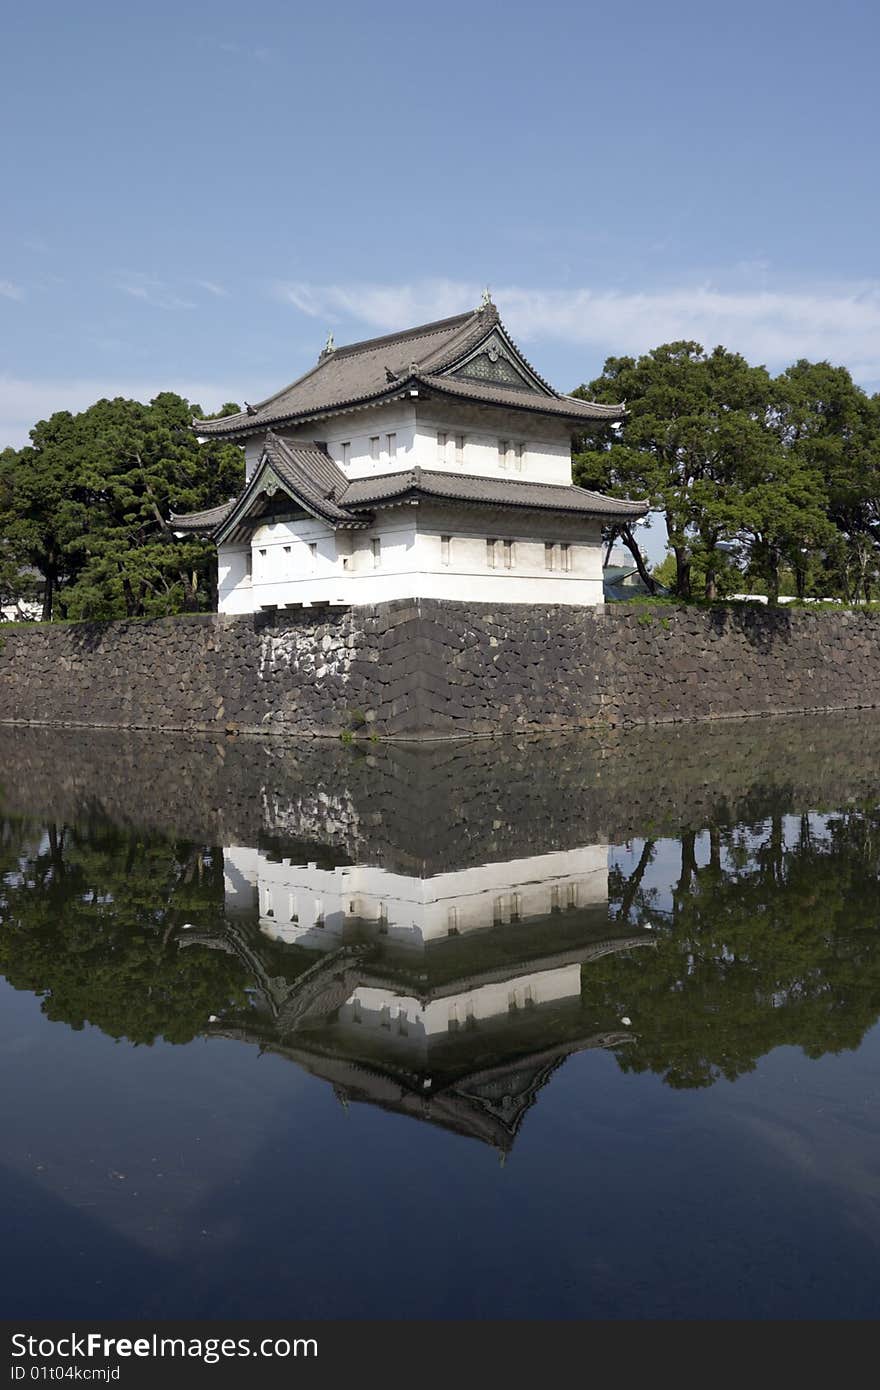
{"left": 574, "top": 342, "right": 852, "bottom": 604}
{"left": 0, "top": 394, "right": 244, "bottom": 620}
{"left": 0, "top": 819, "right": 251, "bottom": 1045}
{"left": 773, "top": 361, "right": 880, "bottom": 601}
{"left": 587, "top": 809, "right": 880, "bottom": 1088}
{"left": 573, "top": 342, "right": 778, "bottom": 599}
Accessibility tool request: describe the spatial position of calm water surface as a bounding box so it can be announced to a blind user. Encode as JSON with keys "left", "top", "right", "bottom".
{"left": 2, "top": 716, "right": 880, "bottom": 1319}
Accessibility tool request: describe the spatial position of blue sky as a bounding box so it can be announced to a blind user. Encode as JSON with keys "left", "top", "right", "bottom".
{"left": 2, "top": 0, "right": 879, "bottom": 464}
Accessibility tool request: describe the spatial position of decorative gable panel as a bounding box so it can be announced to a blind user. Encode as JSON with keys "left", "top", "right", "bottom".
{"left": 449, "top": 330, "right": 544, "bottom": 394}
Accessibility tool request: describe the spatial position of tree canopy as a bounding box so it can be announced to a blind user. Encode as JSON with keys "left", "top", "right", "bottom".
{"left": 0, "top": 393, "right": 243, "bottom": 621}
{"left": 573, "top": 343, "right": 880, "bottom": 602}
{"left": 585, "top": 808, "right": 880, "bottom": 1088}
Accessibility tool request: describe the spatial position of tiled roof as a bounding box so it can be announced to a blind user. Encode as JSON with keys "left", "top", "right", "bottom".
{"left": 171, "top": 449, "right": 647, "bottom": 536}
{"left": 340, "top": 468, "right": 648, "bottom": 518}
{"left": 261, "top": 433, "right": 355, "bottom": 526}
{"left": 193, "top": 298, "right": 624, "bottom": 436}
{"left": 416, "top": 374, "right": 622, "bottom": 420}
{"left": 196, "top": 308, "right": 490, "bottom": 436}
{"left": 169, "top": 499, "right": 236, "bottom": 532}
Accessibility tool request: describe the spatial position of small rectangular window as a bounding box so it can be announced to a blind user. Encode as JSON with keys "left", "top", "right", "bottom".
{"left": 503, "top": 539, "right": 515, "bottom": 569}
{"left": 309, "top": 542, "right": 318, "bottom": 569}
{"left": 455, "top": 434, "right": 465, "bottom": 465}
{"left": 545, "top": 542, "right": 555, "bottom": 571}
{"left": 437, "top": 430, "right": 447, "bottom": 462}
{"left": 370, "top": 435, "right": 380, "bottom": 461}
{"left": 283, "top": 544, "right": 291, "bottom": 558}
{"left": 340, "top": 441, "right": 351, "bottom": 465}
{"left": 514, "top": 442, "right": 523, "bottom": 471}
{"left": 441, "top": 535, "right": 451, "bottom": 566}
{"left": 386, "top": 432, "right": 397, "bottom": 459}
{"left": 314, "top": 899, "right": 324, "bottom": 927}
{"left": 560, "top": 543, "right": 571, "bottom": 571}
{"left": 372, "top": 537, "right": 382, "bottom": 568}
{"left": 498, "top": 439, "right": 508, "bottom": 468}
{"left": 245, "top": 550, "right": 253, "bottom": 579}
{"left": 486, "top": 538, "right": 497, "bottom": 568}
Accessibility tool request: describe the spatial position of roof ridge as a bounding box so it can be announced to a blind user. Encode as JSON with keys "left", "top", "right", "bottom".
{"left": 416, "top": 304, "right": 500, "bottom": 373}
{"left": 329, "top": 310, "right": 478, "bottom": 360}
{"left": 423, "top": 308, "right": 559, "bottom": 394}
{"left": 416, "top": 468, "right": 641, "bottom": 499}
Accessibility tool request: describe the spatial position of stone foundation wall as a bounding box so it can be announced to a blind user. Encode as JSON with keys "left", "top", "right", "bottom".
{"left": 1, "top": 599, "right": 879, "bottom": 739}
{"left": 3, "top": 711, "right": 880, "bottom": 872}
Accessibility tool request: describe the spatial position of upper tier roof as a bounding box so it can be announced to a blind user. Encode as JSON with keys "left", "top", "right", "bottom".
{"left": 171, "top": 432, "right": 648, "bottom": 540}
{"left": 195, "top": 297, "right": 623, "bottom": 437}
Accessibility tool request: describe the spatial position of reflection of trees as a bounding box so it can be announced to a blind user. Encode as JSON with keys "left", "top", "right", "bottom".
{"left": 593, "top": 810, "right": 880, "bottom": 1088}
{"left": 0, "top": 821, "right": 250, "bottom": 1044}
{"left": 4, "top": 807, "right": 880, "bottom": 1089}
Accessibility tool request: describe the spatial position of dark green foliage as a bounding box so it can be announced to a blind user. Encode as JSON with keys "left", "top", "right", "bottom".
{"left": 589, "top": 810, "right": 880, "bottom": 1087}
{"left": 0, "top": 393, "right": 244, "bottom": 620}
{"left": 574, "top": 343, "right": 880, "bottom": 603}
{"left": 0, "top": 818, "right": 250, "bottom": 1045}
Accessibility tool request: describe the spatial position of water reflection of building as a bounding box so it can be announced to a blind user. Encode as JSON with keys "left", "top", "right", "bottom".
{"left": 183, "top": 840, "right": 651, "bottom": 1153}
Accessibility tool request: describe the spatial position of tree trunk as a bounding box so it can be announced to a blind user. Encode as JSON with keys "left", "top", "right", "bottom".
{"left": 179, "top": 569, "right": 199, "bottom": 612}
{"left": 618, "top": 524, "right": 656, "bottom": 594}
{"left": 673, "top": 546, "right": 691, "bottom": 600}
{"left": 41, "top": 568, "right": 55, "bottom": 622}
{"left": 674, "top": 830, "right": 698, "bottom": 920}
{"left": 617, "top": 837, "right": 656, "bottom": 923}
{"left": 121, "top": 575, "right": 138, "bottom": 618}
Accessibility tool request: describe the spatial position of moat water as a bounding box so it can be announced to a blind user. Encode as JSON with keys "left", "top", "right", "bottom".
{"left": 2, "top": 715, "right": 880, "bottom": 1320}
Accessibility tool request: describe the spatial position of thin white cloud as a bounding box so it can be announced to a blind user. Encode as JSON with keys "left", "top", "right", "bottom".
{"left": 110, "top": 272, "right": 195, "bottom": 311}
{"left": 0, "top": 280, "right": 25, "bottom": 302}
{"left": 276, "top": 276, "right": 880, "bottom": 386}
{"left": 0, "top": 376, "right": 262, "bottom": 450}
{"left": 195, "top": 280, "right": 228, "bottom": 298}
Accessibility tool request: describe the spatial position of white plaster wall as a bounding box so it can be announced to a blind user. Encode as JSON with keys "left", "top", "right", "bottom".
{"left": 224, "top": 844, "right": 609, "bottom": 953}
{"left": 244, "top": 396, "right": 574, "bottom": 486}
{"left": 217, "top": 505, "right": 605, "bottom": 612}
{"left": 281, "top": 401, "right": 418, "bottom": 479}
{"left": 217, "top": 545, "right": 254, "bottom": 615}
{"left": 409, "top": 503, "right": 604, "bottom": 604}
{"left": 337, "top": 962, "right": 583, "bottom": 1053}
{"left": 413, "top": 399, "right": 573, "bottom": 485}
{"left": 244, "top": 436, "right": 263, "bottom": 481}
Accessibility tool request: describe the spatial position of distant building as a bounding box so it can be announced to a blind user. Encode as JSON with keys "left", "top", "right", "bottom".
{"left": 173, "top": 294, "right": 646, "bottom": 611}
{"left": 0, "top": 598, "right": 41, "bottom": 623}
{"left": 603, "top": 545, "right": 665, "bottom": 601}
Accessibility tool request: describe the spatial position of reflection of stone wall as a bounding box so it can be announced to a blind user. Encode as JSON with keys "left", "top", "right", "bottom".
{"left": 1, "top": 601, "right": 880, "bottom": 738}
{"left": 2, "top": 712, "right": 880, "bottom": 871}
